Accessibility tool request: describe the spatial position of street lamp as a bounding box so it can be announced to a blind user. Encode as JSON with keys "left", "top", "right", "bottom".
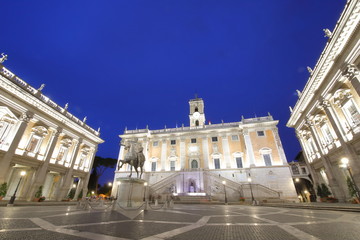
{"left": 248, "top": 177, "right": 255, "bottom": 204}
{"left": 222, "top": 181, "right": 227, "bottom": 205}
{"left": 295, "top": 178, "right": 300, "bottom": 182}
{"left": 143, "top": 182, "right": 148, "bottom": 202}
{"left": 340, "top": 157, "right": 360, "bottom": 199}
{"left": 8, "top": 170, "right": 26, "bottom": 206}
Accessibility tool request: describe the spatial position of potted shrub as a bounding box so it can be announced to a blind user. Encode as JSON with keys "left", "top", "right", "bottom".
{"left": 326, "top": 197, "right": 338, "bottom": 203}
{"left": 67, "top": 188, "right": 75, "bottom": 200}
{"left": 34, "top": 186, "right": 45, "bottom": 202}
{"left": 0, "top": 182, "right": 8, "bottom": 200}
{"left": 346, "top": 176, "right": 360, "bottom": 204}
{"left": 317, "top": 184, "right": 331, "bottom": 202}
{"left": 77, "top": 189, "right": 83, "bottom": 201}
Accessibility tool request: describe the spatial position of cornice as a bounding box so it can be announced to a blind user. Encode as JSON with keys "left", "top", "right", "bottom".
{"left": 287, "top": 0, "right": 360, "bottom": 127}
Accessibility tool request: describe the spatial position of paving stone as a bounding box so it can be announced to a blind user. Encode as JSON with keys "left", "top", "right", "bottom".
{"left": 168, "top": 225, "right": 299, "bottom": 240}
{"left": 0, "top": 219, "right": 38, "bottom": 229}
{"left": 260, "top": 214, "right": 323, "bottom": 223}
{"left": 43, "top": 211, "right": 129, "bottom": 226}
{"left": 0, "top": 230, "right": 87, "bottom": 240}
{"left": 134, "top": 210, "right": 202, "bottom": 222}
{"left": 208, "top": 215, "right": 267, "bottom": 224}
{"left": 294, "top": 222, "right": 360, "bottom": 240}
{"left": 69, "top": 221, "right": 188, "bottom": 239}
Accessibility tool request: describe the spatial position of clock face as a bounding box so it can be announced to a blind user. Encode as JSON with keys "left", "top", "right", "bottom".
{"left": 193, "top": 111, "right": 200, "bottom": 119}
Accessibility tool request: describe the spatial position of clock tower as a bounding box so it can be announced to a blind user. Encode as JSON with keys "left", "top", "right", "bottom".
{"left": 189, "top": 96, "right": 206, "bottom": 127}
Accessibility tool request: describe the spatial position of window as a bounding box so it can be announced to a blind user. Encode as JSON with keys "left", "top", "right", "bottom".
{"left": 301, "top": 167, "right": 307, "bottom": 174}
{"left": 257, "top": 131, "right": 265, "bottom": 137}
{"left": 26, "top": 135, "right": 41, "bottom": 153}
{"left": 231, "top": 135, "right": 239, "bottom": 141}
{"left": 343, "top": 100, "right": 360, "bottom": 127}
{"left": 151, "top": 162, "right": 157, "bottom": 171}
{"left": 56, "top": 146, "right": 68, "bottom": 162}
{"left": 195, "top": 120, "right": 199, "bottom": 126}
{"left": 291, "top": 165, "right": 300, "bottom": 175}
{"left": 171, "top": 140, "right": 176, "bottom": 145}
{"left": 191, "top": 160, "right": 198, "bottom": 169}
{"left": 153, "top": 141, "right": 159, "bottom": 147}
{"left": 212, "top": 136, "right": 218, "bottom": 142}
{"left": 236, "top": 157, "right": 243, "bottom": 168}
{"left": 263, "top": 154, "right": 272, "bottom": 166}
{"left": 214, "top": 158, "right": 220, "bottom": 169}
{"left": 170, "top": 161, "right": 175, "bottom": 171}
{"left": 191, "top": 138, "right": 196, "bottom": 143}
{"left": 320, "top": 124, "right": 333, "bottom": 144}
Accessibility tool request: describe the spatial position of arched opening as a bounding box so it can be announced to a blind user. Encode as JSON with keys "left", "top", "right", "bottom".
{"left": 191, "top": 159, "right": 198, "bottom": 169}
{"left": 194, "top": 107, "right": 198, "bottom": 112}
{"left": 195, "top": 120, "right": 199, "bottom": 126}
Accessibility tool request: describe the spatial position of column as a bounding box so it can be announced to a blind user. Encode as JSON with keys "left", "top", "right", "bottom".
{"left": 321, "top": 99, "right": 360, "bottom": 187}
{"left": 160, "top": 139, "right": 167, "bottom": 171}
{"left": 57, "top": 138, "right": 82, "bottom": 200}
{"left": 180, "top": 138, "right": 186, "bottom": 170}
{"left": 297, "top": 134, "right": 320, "bottom": 189}
{"left": 343, "top": 64, "right": 360, "bottom": 97}
{"left": 306, "top": 119, "right": 346, "bottom": 201}
{"left": 0, "top": 111, "right": 33, "bottom": 183}
{"left": 221, "top": 135, "right": 231, "bottom": 168}
{"left": 82, "top": 146, "right": 97, "bottom": 198}
{"left": 272, "top": 127, "right": 288, "bottom": 165}
{"left": 243, "top": 129, "right": 255, "bottom": 167}
{"left": 26, "top": 127, "right": 62, "bottom": 200}
{"left": 117, "top": 144, "right": 126, "bottom": 171}
{"left": 74, "top": 178, "right": 83, "bottom": 200}
{"left": 202, "top": 136, "right": 209, "bottom": 169}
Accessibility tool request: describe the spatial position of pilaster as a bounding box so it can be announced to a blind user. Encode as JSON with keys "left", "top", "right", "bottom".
{"left": 0, "top": 111, "right": 33, "bottom": 183}
{"left": 221, "top": 135, "right": 231, "bottom": 168}
{"left": 160, "top": 139, "right": 167, "bottom": 171}
{"left": 243, "top": 129, "right": 255, "bottom": 167}
{"left": 57, "top": 138, "right": 82, "bottom": 200}
{"left": 201, "top": 137, "right": 209, "bottom": 169}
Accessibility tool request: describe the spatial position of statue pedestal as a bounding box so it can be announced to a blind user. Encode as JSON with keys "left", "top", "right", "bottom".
{"left": 115, "top": 178, "right": 146, "bottom": 208}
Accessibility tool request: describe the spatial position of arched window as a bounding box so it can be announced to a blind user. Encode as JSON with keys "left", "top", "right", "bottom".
{"left": 0, "top": 106, "right": 18, "bottom": 151}
{"left": 194, "top": 107, "right": 198, "bottom": 112}
{"left": 195, "top": 120, "right": 199, "bottom": 126}
{"left": 259, "top": 147, "right": 272, "bottom": 166}
{"left": 56, "top": 138, "right": 72, "bottom": 164}
{"left": 191, "top": 159, "right": 198, "bottom": 169}
{"left": 26, "top": 126, "right": 48, "bottom": 155}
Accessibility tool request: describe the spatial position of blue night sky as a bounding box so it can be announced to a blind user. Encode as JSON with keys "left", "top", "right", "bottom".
{"left": 0, "top": 0, "right": 346, "bottom": 184}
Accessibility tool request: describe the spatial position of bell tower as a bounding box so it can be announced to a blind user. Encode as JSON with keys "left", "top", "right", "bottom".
{"left": 189, "top": 95, "right": 206, "bottom": 127}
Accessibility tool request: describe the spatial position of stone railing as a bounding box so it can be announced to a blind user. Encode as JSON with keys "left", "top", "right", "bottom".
{"left": 0, "top": 64, "right": 100, "bottom": 136}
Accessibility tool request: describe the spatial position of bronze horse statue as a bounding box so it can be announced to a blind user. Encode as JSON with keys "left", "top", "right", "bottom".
{"left": 117, "top": 140, "right": 145, "bottom": 178}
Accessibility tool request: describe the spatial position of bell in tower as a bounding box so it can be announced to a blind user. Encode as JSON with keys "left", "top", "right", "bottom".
{"left": 189, "top": 95, "right": 206, "bottom": 127}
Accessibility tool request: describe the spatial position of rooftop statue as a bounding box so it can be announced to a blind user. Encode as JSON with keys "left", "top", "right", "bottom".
{"left": 0, "top": 53, "right": 8, "bottom": 63}
{"left": 118, "top": 139, "right": 145, "bottom": 178}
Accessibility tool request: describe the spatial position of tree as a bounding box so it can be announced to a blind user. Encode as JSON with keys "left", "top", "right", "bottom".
{"left": 317, "top": 183, "right": 331, "bottom": 198}
{"left": 88, "top": 156, "right": 117, "bottom": 194}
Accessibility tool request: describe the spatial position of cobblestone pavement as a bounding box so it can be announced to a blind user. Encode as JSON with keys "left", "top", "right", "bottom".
{"left": 0, "top": 204, "right": 359, "bottom": 240}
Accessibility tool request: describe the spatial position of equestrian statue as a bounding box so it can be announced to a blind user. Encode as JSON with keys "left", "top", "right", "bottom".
{"left": 117, "top": 139, "right": 145, "bottom": 178}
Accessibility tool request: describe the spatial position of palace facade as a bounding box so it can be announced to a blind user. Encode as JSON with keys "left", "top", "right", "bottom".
{"left": 287, "top": 0, "right": 360, "bottom": 202}
{"left": 114, "top": 97, "right": 297, "bottom": 202}
{"left": 0, "top": 61, "right": 103, "bottom": 201}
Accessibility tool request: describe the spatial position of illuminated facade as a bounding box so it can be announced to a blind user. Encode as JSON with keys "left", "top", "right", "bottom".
{"left": 0, "top": 61, "right": 104, "bottom": 201}
{"left": 287, "top": 0, "right": 360, "bottom": 202}
{"left": 114, "top": 97, "right": 297, "bottom": 202}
